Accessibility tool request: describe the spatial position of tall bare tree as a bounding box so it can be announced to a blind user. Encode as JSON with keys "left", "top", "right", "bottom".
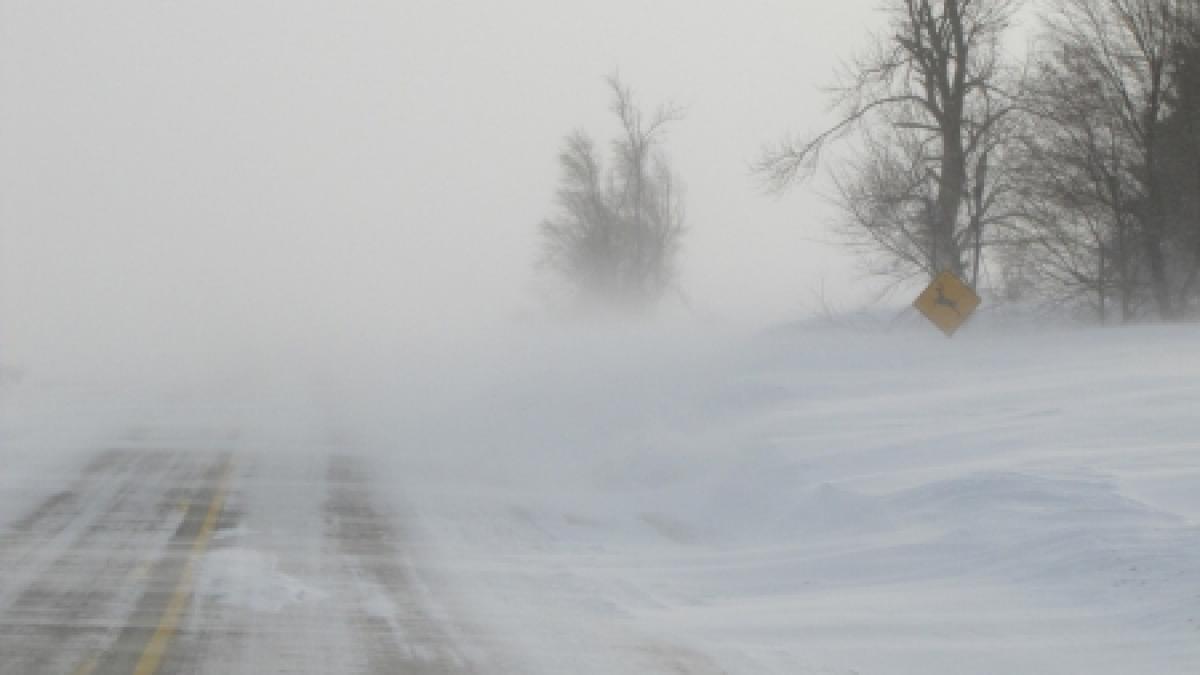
{"left": 1017, "top": 0, "right": 1200, "bottom": 319}
{"left": 759, "top": 0, "right": 1020, "bottom": 286}
{"left": 1008, "top": 38, "right": 1143, "bottom": 321}
{"left": 1158, "top": 8, "right": 1200, "bottom": 312}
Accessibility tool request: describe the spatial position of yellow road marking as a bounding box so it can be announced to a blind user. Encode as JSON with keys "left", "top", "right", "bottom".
{"left": 71, "top": 656, "right": 98, "bottom": 675}
{"left": 132, "top": 461, "right": 233, "bottom": 675}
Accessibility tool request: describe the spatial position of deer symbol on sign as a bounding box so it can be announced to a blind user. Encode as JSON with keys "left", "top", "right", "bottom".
{"left": 934, "top": 284, "right": 961, "bottom": 317}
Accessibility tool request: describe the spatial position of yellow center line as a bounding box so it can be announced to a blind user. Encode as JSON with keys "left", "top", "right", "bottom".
{"left": 131, "top": 460, "right": 234, "bottom": 675}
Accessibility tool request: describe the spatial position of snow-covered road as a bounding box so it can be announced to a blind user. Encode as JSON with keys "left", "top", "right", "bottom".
{"left": 0, "top": 442, "right": 502, "bottom": 674}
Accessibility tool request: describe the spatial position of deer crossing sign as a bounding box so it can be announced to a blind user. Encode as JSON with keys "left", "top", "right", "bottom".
{"left": 913, "top": 270, "right": 981, "bottom": 337}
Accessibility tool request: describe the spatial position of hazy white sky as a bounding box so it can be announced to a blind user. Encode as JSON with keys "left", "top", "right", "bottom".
{"left": 1, "top": 1, "right": 904, "bottom": 371}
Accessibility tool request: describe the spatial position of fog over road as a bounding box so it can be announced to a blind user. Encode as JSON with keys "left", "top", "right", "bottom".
{"left": 0, "top": 436, "right": 500, "bottom": 675}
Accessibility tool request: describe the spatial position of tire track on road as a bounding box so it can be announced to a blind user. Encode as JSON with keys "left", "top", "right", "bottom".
{"left": 0, "top": 450, "right": 184, "bottom": 674}
{"left": 0, "top": 450, "right": 137, "bottom": 609}
{"left": 325, "top": 455, "right": 478, "bottom": 674}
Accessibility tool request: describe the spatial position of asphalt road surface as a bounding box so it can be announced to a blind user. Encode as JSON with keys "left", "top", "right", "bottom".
{"left": 0, "top": 438, "right": 497, "bottom": 674}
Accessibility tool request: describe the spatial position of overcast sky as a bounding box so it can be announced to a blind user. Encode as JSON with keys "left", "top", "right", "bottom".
{"left": 1, "top": 1, "right": 917, "bottom": 373}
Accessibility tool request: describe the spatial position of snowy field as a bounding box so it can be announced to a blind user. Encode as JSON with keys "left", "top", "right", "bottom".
{"left": 361, "top": 319, "right": 1200, "bottom": 674}
{"left": 2, "top": 318, "right": 1198, "bottom": 673}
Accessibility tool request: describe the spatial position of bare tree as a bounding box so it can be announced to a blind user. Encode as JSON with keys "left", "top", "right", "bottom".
{"left": 1006, "top": 38, "right": 1143, "bottom": 321}
{"left": 1017, "top": 0, "right": 1200, "bottom": 319}
{"left": 830, "top": 126, "right": 942, "bottom": 283}
{"left": 1158, "top": 9, "right": 1200, "bottom": 313}
{"left": 759, "top": 0, "right": 1020, "bottom": 286}
{"left": 539, "top": 77, "right": 685, "bottom": 311}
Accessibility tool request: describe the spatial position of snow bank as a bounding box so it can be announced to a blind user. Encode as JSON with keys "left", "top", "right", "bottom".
{"left": 366, "top": 320, "right": 1200, "bottom": 674}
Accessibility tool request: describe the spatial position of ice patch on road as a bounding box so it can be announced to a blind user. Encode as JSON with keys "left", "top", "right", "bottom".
{"left": 196, "top": 548, "right": 327, "bottom": 613}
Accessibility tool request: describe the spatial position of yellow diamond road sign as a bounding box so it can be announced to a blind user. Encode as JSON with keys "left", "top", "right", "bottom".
{"left": 914, "top": 270, "right": 981, "bottom": 337}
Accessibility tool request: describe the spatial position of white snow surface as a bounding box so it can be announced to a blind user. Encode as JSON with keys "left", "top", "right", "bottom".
{"left": 360, "top": 320, "right": 1200, "bottom": 674}
{"left": 3, "top": 319, "right": 1199, "bottom": 673}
